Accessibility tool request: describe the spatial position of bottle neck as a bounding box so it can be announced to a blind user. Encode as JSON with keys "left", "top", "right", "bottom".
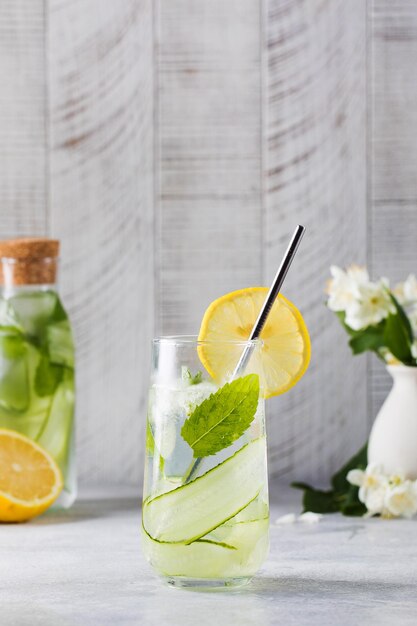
{"left": 1, "top": 282, "right": 58, "bottom": 299}
{"left": 0, "top": 256, "right": 59, "bottom": 294}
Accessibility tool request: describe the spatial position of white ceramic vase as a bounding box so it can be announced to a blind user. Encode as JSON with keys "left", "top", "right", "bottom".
{"left": 368, "top": 365, "right": 417, "bottom": 479}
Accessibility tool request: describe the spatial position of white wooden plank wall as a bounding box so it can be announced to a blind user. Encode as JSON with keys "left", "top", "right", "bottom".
{"left": 0, "top": 0, "right": 46, "bottom": 235}
{"left": 370, "top": 0, "right": 417, "bottom": 416}
{"left": 49, "top": 0, "right": 154, "bottom": 486}
{"left": 0, "top": 1, "right": 416, "bottom": 486}
{"left": 157, "top": 0, "right": 263, "bottom": 335}
{"left": 265, "top": 0, "right": 368, "bottom": 485}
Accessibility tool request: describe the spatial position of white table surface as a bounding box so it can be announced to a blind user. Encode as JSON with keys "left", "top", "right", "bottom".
{"left": 1, "top": 485, "right": 417, "bottom": 626}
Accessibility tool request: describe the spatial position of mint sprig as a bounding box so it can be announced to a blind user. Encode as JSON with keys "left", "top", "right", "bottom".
{"left": 181, "top": 374, "right": 260, "bottom": 457}
{"left": 181, "top": 366, "right": 203, "bottom": 385}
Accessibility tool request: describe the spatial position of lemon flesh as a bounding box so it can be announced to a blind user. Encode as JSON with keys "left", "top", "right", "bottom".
{"left": 0, "top": 428, "right": 63, "bottom": 522}
{"left": 198, "top": 287, "right": 311, "bottom": 398}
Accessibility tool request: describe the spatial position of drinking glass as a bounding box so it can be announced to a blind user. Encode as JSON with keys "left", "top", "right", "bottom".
{"left": 141, "top": 336, "right": 269, "bottom": 589}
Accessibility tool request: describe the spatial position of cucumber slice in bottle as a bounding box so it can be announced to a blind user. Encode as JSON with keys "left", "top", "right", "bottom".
{"left": 37, "top": 370, "right": 74, "bottom": 474}
{"left": 46, "top": 320, "right": 74, "bottom": 368}
{"left": 143, "top": 437, "right": 266, "bottom": 544}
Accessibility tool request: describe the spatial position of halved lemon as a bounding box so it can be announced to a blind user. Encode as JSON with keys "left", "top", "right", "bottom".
{"left": 0, "top": 429, "right": 63, "bottom": 522}
{"left": 198, "top": 287, "right": 311, "bottom": 398}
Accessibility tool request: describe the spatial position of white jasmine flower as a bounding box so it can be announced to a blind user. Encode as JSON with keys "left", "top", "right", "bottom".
{"left": 347, "top": 265, "right": 370, "bottom": 285}
{"left": 393, "top": 274, "right": 417, "bottom": 306}
{"left": 326, "top": 265, "right": 368, "bottom": 312}
{"left": 364, "top": 486, "right": 388, "bottom": 517}
{"left": 344, "top": 282, "right": 395, "bottom": 330}
{"left": 347, "top": 464, "right": 388, "bottom": 515}
{"left": 384, "top": 481, "right": 417, "bottom": 519}
{"left": 348, "top": 464, "right": 417, "bottom": 518}
{"left": 298, "top": 511, "right": 323, "bottom": 524}
{"left": 346, "top": 468, "right": 365, "bottom": 486}
{"left": 275, "top": 513, "right": 297, "bottom": 525}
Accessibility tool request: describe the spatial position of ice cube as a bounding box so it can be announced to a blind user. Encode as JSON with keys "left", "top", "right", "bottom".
{"left": 149, "top": 385, "right": 184, "bottom": 460}
{"left": 177, "top": 381, "right": 218, "bottom": 415}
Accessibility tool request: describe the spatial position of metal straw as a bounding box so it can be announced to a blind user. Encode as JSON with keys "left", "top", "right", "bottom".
{"left": 184, "top": 225, "right": 305, "bottom": 484}
{"left": 232, "top": 224, "right": 305, "bottom": 377}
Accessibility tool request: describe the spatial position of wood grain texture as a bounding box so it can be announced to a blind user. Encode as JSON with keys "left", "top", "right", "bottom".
{"left": 370, "top": 1, "right": 417, "bottom": 418}
{"left": 371, "top": 0, "right": 417, "bottom": 201}
{"left": 0, "top": 0, "right": 46, "bottom": 235}
{"left": 157, "top": 0, "right": 263, "bottom": 335}
{"left": 48, "top": 0, "right": 154, "bottom": 486}
{"left": 265, "top": 0, "right": 368, "bottom": 484}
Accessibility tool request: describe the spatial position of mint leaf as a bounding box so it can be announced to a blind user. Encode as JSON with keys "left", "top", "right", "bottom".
{"left": 181, "top": 374, "right": 259, "bottom": 457}
{"left": 35, "top": 354, "right": 64, "bottom": 397}
{"left": 181, "top": 366, "right": 203, "bottom": 385}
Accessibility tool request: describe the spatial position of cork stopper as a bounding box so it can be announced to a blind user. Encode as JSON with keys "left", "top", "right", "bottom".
{"left": 0, "top": 238, "right": 60, "bottom": 286}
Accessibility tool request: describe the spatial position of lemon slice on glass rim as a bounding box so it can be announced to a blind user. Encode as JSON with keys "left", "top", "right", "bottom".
{"left": 198, "top": 287, "right": 311, "bottom": 398}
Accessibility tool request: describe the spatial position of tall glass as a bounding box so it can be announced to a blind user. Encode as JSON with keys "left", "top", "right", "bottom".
{"left": 142, "top": 336, "right": 269, "bottom": 589}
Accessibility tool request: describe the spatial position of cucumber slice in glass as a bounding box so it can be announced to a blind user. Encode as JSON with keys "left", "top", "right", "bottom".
{"left": 142, "top": 437, "right": 266, "bottom": 544}
{"left": 142, "top": 518, "right": 269, "bottom": 579}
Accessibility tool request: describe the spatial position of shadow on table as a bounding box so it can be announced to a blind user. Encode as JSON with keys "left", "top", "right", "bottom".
{"left": 30, "top": 497, "right": 139, "bottom": 526}
{"left": 246, "top": 574, "right": 413, "bottom": 600}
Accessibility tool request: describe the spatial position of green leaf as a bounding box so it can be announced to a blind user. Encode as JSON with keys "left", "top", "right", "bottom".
{"left": 335, "top": 311, "right": 356, "bottom": 336}
{"left": 292, "top": 482, "right": 339, "bottom": 514}
{"left": 336, "top": 310, "right": 386, "bottom": 356}
{"left": 340, "top": 485, "right": 367, "bottom": 516}
{"left": 181, "top": 366, "right": 203, "bottom": 385}
{"left": 0, "top": 331, "right": 27, "bottom": 359}
{"left": 348, "top": 327, "right": 385, "bottom": 355}
{"left": 35, "top": 354, "right": 64, "bottom": 397}
{"left": 292, "top": 443, "right": 368, "bottom": 517}
{"left": 181, "top": 374, "right": 259, "bottom": 457}
{"left": 390, "top": 294, "right": 413, "bottom": 342}
{"left": 146, "top": 421, "right": 155, "bottom": 456}
{"left": 331, "top": 443, "right": 367, "bottom": 493}
{"left": 383, "top": 309, "right": 414, "bottom": 364}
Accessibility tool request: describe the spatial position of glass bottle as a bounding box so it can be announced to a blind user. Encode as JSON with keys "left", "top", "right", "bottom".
{"left": 142, "top": 336, "right": 269, "bottom": 589}
{"left": 0, "top": 238, "right": 76, "bottom": 508}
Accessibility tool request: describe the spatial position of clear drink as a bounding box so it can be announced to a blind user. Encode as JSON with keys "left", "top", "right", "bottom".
{"left": 142, "top": 337, "right": 269, "bottom": 589}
